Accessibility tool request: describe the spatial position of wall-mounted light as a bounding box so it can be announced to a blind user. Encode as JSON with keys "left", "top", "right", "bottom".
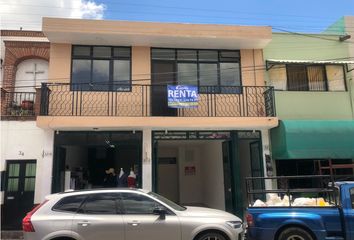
{"left": 339, "top": 34, "right": 351, "bottom": 42}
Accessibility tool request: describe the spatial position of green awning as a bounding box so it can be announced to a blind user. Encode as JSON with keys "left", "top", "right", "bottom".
{"left": 271, "top": 120, "right": 354, "bottom": 160}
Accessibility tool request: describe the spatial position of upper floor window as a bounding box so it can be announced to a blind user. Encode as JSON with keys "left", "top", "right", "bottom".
{"left": 71, "top": 46, "right": 131, "bottom": 91}
{"left": 268, "top": 63, "right": 346, "bottom": 91}
{"left": 151, "top": 48, "right": 241, "bottom": 93}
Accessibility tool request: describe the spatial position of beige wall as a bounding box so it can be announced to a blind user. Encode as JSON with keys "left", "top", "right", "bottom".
{"left": 241, "top": 49, "right": 264, "bottom": 86}
{"left": 48, "top": 43, "right": 71, "bottom": 83}
{"left": 45, "top": 43, "right": 270, "bottom": 120}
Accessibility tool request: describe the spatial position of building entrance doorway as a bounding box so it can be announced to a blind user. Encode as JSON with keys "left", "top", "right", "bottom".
{"left": 2, "top": 160, "right": 36, "bottom": 230}
{"left": 52, "top": 131, "right": 142, "bottom": 193}
{"left": 152, "top": 131, "right": 264, "bottom": 218}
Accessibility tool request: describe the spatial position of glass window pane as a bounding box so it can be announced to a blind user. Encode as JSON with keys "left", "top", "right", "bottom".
{"left": 177, "top": 50, "right": 197, "bottom": 61}
{"left": 307, "top": 66, "right": 326, "bottom": 91}
{"left": 72, "top": 60, "right": 91, "bottom": 90}
{"left": 219, "top": 51, "right": 240, "bottom": 61}
{"left": 113, "top": 60, "right": 130, "bottom": 81}
{"left": 25, "top": 163, "right": 36, "bottom": 177}
{"left": 178, "top": 63, "right": 197, "bottom": 85}
{"left": 93, "top": 47, "right": 111, "bottom": 58}
{"left": 8, "top": 164, "right": 20, "bottom": 177}
{"left": 92, "top": 60, "right": 110, "bottom": 91}
{"left": 151, "top": 49, "right": 175, "bottom": 60}
{"left": 122, "top": 193, "right": 165, "bottom": 214}
{"left": 53, "top": 195, "right": 87, "bottom": 213}
{"left": 199, "top": 63, "right": 218, "bottom": 86}
{"left": 326, "top": 65, "right": 346, "bottom": 91}
{"left": 7, "top": 179, "right": 19, "bottom": 192}
{"left": 220, "top": 62, "right": 240, "bottom": 86}
{"left": 113, "top": 47, "right": 131, "bottom": 58}
{"left": 220, "top": 62, "right": 241, "bottom": 93}
{"left": 82, "top": 194, "right": 117, "bottom": 214}
{"left": 24, "top": 178, "right": 35, "bottom": 191}
{"left": 73, "top": 46, "right": 91, "bottom": 57}
{"left": 287, "top": 65, "right": 308, "bottom": 91}
{"left": 199, "top": 50, "right": 218, "bottom": 61}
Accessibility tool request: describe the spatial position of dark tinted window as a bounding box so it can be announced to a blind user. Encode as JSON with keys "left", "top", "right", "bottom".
{"left": 151, "top": 49, "right": 175, "bottom": 60}
{"left": 71, "top": 46, "right": 131, "bottom": 91}
{"left": 113, "top": 47, "right": 131, "bottom": 58}
{"left": 93, "top": 47, "right": 111, "bottom": 58}
{"left": 350, "top": 188, "right": 354, "bottom": 209}
{"left": 53, "top": 195, "right": 87, "bottom": 213}
{"left": 121, "top": 193, "right": 166, "bottom": 214}
{"left": 80, "top": 194, "right": 119, "bottom": 214}
{"left": 73, "top": 46, "right": 91, "bottom": 57}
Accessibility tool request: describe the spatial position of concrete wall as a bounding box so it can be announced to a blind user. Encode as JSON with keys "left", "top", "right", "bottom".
{"left": 274, "top": 91, "right": 352, "bottom": 120}
{"left": 0, "top": 121, "right": 54, "bottom": 204}
{"left": 177, "top": 145, "right": 202, "bottom": 205}
{"left": 200, "top": 141, "right": 225, "bottom": 210}
{"left": 15, "top": 59, "right": 48, "bottom": 91}
{"left": 264, "top": 32, "right": 353, "bottom": 120}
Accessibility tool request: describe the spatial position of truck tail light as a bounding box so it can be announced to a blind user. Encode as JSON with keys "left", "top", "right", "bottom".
{"left": 246, "top": 213, "right": 254, "bottom": 227}
{"left": 22, "top": 200, "right": 48, "bottom": 232}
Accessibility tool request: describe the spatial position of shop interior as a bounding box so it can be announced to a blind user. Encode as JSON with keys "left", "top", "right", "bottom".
{"left": 52, "top": 131, "right": 142, "bottom": 192}
{"left": 155, "top": 131, "right": 263, "bottom": 213}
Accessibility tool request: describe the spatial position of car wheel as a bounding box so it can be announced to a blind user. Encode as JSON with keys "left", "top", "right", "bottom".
{"left": 278, "top": 227, "right": 313, "bottom": 240}
{"left": 196, "top": 232, "right": 227, "bottom": 240}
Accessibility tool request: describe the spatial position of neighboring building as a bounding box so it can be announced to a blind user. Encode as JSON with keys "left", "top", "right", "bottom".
{"left": 264, "top": 18, "right": 354, "bottom": 187}
{"left": 34, "top": 17, "right": 278, "bottom": 219}
{"left": 0, "top": 30, "right": 52, "bottom": 230}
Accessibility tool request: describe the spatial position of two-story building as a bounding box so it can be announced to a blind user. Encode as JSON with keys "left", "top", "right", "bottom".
{"left": 32, "top": 17, "right": 278, "bottom": 218}
{"left": 263, "top": 18, "right": 354, "bottom": 187}
{"left": 0, "top": 30, "right": 52, "bottom": 230}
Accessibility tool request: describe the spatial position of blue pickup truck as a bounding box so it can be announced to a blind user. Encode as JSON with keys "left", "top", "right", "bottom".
{"left": 246, "top": 177, "right": 354, "bottom": 240}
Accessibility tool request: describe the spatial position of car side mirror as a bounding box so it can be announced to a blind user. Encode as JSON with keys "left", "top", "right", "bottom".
{"left": 153, "top": 207, "right": 166, "bottom": 220}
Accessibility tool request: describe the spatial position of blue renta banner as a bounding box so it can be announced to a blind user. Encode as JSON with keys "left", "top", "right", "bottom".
{"left": 167, "top": 85, "right": 198, "bottom": 108}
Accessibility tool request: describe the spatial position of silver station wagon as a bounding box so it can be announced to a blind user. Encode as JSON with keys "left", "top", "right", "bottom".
{"left": 23, "top": 189, "right": 244, "bottom": 240}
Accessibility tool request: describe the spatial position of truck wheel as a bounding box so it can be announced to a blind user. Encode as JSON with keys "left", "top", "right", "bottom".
{"left": 278, "top": 227, "right": 313, "bottom": 240}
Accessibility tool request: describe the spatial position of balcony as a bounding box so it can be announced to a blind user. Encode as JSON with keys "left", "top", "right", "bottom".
{"left": 40, "top": 83, "right": 276, "bottom": 118}
{"left": 1, "top": 89, "right": 38, "bottom": 120}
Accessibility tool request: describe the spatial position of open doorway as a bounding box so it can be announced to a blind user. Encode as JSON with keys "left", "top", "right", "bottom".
{"left": 153, "top": 130, "right": 264, "bottom": 217}
{"left": 52, "top": 131, "right": 142, "bottom": 193}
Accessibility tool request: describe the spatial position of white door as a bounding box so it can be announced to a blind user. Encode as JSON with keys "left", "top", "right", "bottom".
{"left": 158, "top": 161, "right": 179, "bottom": 202}
{"left": 121, "top": 192, "right": 181, "bottom": 240}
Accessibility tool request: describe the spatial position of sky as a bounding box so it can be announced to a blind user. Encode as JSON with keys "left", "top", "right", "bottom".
{"left": 0, "top": 0, "right": 353, "bottom": 33}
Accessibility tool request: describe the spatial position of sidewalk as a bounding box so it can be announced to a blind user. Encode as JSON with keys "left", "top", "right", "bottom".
{"left": 1, "top": 231, "right": 23, "bottom": 240}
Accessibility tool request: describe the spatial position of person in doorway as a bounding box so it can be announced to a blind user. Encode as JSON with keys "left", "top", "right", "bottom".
{"left": 103, "top": 168, "right": 117, "bottom": 188}
{"left": 117, "top": 168, "right": 128, "bottom": 187}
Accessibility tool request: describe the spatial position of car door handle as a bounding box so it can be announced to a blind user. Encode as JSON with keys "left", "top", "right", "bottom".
{"left": 128, "top": 221, "right": 140, "bottom": 227}
{"left": 78, "top": 221, "right": 90, "bottom": 227}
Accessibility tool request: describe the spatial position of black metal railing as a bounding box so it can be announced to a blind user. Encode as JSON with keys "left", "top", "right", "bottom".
{"left": 1, "top": 91, "right": 36, "bottom": 117}
{"left": 40, "top": 83, "right": 275, "bottom": 117}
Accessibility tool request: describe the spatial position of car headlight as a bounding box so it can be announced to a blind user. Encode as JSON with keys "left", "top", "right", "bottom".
{"left": 226, "top": 221, "right": 242, "bottom": 229}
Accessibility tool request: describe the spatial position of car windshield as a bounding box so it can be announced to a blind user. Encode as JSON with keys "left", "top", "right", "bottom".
{"left": 148, "top": 192, "right": 186, "bottom": 211}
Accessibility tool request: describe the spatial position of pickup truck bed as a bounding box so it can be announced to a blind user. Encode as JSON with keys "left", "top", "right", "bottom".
{"left": 245, "top": 177, "right": 354, "bottom": 240}
{"left": 247, "top": 207, "right": 343, "bottom": 240}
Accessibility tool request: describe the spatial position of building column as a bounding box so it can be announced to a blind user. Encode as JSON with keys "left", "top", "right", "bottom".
{"left": 261, "top": 129, "right": 273, "bottom": 190}
{"left": 142, "top": 129, "right": 152, "bottom": 191}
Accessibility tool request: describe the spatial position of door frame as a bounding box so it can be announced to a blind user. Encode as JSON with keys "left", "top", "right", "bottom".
{"left": 4, "top": 159, "right": 37, "bottom": 199}
{"left": 3, "top": 159, "right": 37, "bottom": 230}
{"left": 52, "top": 131, "right": 143, "bottom": 193}
{"left": 151, "top": 130, "right": 242, "bottom": 215}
